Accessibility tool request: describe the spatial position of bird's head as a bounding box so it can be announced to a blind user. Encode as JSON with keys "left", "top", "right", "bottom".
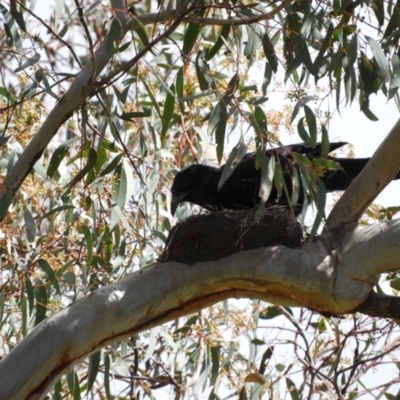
{"left": 170, "top": 164, "right": 220, "bottom": 215}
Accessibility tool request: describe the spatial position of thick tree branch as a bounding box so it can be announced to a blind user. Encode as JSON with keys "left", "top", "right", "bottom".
{"left": 0, "top": 4, "right": 187, "bottom": 221}
{"left": 340, "top": 219, "right": 400, "bottom": 279}
{"left": 1, "top": 219, "right": 399, "bottom": 399}
{"left": 0, "top": 1, "right": 128, "bottom": 219}
{"left": 354, "top": 291, "right": 400, "bottom": 318}
{"left": 326, "top": 118, "right": 400, "bottom": 230}
{"left": 0, "top": 0, "right": 297, "bottom": 221}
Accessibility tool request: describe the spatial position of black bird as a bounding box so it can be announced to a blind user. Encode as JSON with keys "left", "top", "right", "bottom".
{"left": 170, "top": 142, "right": 400, "bottom": 216}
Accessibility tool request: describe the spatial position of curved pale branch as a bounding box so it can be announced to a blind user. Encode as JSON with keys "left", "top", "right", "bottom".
{"left": 0, "top": 0, "right": 297, "bottom": 222}
{"left": 1, "top": 1, "right": 127, "bottom": 218}
{"left": 1, "top": 219, "right": 399, "bottom": 399}
{"left": 0, "top": 3, "right": 186, "bottom": 221}
{"left": 341, "top": 219, "right": 400, "bottom": 278}
{"left": 326, "top": 117, "right": 400, "bottom": 230}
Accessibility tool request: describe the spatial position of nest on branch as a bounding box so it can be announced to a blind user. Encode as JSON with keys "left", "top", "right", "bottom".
{"left": 161, "top": 207, "right": 304, "bottom": 265}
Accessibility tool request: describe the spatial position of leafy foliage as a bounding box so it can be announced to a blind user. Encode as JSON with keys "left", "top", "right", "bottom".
{"left": 0, "top": 0, "right": 400, "bottom": 398}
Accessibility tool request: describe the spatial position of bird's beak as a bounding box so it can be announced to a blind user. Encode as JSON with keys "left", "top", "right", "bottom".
{"left": 171, "top": 195, "right": 180, "bottom": 216}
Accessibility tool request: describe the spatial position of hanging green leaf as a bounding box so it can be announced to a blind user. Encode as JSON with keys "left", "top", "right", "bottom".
{"left": 335, "top": 72, "right": 342, "bottom": 115}
{"left": 321, "top": 125, "right": 330, "bottom": 158}
{"left": 25, "top": 277, "right": 35, "bottom": 314}
{"left": 182, "top": 22, "right": 202, "bottom": 57}
{"left": 311, "top": 23, "right": 334, "bottom": 75}
{"left": 195, "top": 52, "right": 212, "bottom": 91}
{"left": 258, "top": 347, "right": 273, "bottom": 375}
{"left": 304, "top": 106, "right": 317, "bottom": 147}
{"left": 366, "top": 36, "right": 389, "bottom": 82}
{"left": 133, "top": 16, "right": 150, "bottom": 48}
{"left": 362, "top": 105, "right": 379, "bottom": 121}
{"left": 38, "top": 259, "right": 61, "bottom": 295}
{"left": 300, "top": 9, "right": 314, "bottom": 39}
{"left": 297, "top": 117, "right": 311, "bottom": 147}
{"left": 141, "top": 79, "right": 162, "bottom": 118}
{"left": 160, "top": 83, "right": 175, "bottom": 144}
{"left": 86, "top": 351, "right": 101, "bottom": 394}
{"left": 176, "top": 66, "right": 185, "bottom": 113}
{"left": 0, "top": 4, "right": 23, "bottom": 57}
{"left": 210, "top": 346, "right": 220, "bottom": 385}
{"left": 0, "top": 86, "right": 15, "bottom": 104}
{"left": 262, "top": 62, "right": 273, "bottom": 95}
{"left": 82, "top": 226, "right": 93, "bottom": 267}
{"left": 24, "top": 207, "right": 36, "bottom": 243}
{"left": 34, "top": 279, "right": 48, "bottom": 326}
{"left": 390, "top": 54, "right": 400, "bottom": 90}
{"left": 63, "top": 148, "right": 97, "bottom": 196}
{"left": 347, "top": 34, "right": 358, "bottom": 65}
{"left": 309, "top": 178, "right": 326, "bottom": 238}
{"left": 262, "top": 32, "right": 278, "bottom": 73}
{"left": 208, "top": 101, "right": 227, "bottom": 163}
{"left": 104, "top": 354, "right": 111, "bottom": 398}
{"left": 256, "top": 153, "right": 275, "bottom": 220}
{"left": 372, "top": 0, "right": 384, "bottom": 26}
{"left": 384, "top": 6, "right": 400, "bottom": 37}
{"left": 10, "top": 0, "right": 27, "bottom": 32}
{"left": 218, "top": 139, "right": 248, "bottom": 190}
{"left": 286, "top": 378, "right": 300, "bottom": 400}
{"left": 100, "top": 153, "right": 123, "bottom": 177}
{"left": 222, "top": 72, "right": 239, "bottom": 104}
{"left": 47, "top": 137, "right": 80, "bottom": 178}
{"left": 285, "top": 43, "right": 312, "bottom": 81}
{"left": 244, "top": 24, "right": 262, "bottom": 60}
{"left": 248, "top": 116, "right": 265, "bottom": 162}
{"left": 105, "top": 17, "right": 122, "bottom": 53}
{"left": 290, "top": 96, "right": 314, "bottom": 123}
{"left": 58, "top": 23, "right": 68, "bottom": 38}
{"left": 206, "top": 25, "right": 230, "bottom": 60}
{"left": 112, "top": 163, "right": 128, "bottom": 210}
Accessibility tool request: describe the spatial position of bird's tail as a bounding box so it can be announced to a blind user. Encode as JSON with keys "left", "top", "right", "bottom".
{"left": 323, "top": 158, "right": 400, "bottom": 192}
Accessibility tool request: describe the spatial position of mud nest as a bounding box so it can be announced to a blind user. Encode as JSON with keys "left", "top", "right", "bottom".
{"left": 161, "top": 207, "right": 304, "bottom": 265}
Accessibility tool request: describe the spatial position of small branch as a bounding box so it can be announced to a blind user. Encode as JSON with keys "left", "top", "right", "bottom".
{"left": 98, "top": 8, "right": 192, "bottom": 87}
{"left": 16, "top": 0, "right": 83, "bottom": 68}
{"left": 0, "top": 6, "right": 183, "bottom": 221}
{"left": 186, "top": 0, "right": 294, "bottom": 26}
{"left": 75, "top": 0, "right": 97, "bottom": 81}
{"left": 353, "top": 291, "right": 400, "bottom": 319}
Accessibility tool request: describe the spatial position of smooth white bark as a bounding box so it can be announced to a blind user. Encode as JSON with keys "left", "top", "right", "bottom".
{"left": 2, "top": 4, "right": 179, "bottom": 201}
{"left": 0, "top": 220, "right": 399, "bottom": 399}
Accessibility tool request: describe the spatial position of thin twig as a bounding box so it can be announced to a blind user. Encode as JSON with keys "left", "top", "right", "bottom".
{"left": 16, "top": 0, "right": 83, "bottom": 68}
{"left": 74, "top": 0, "right": 97, "bottom": 81}
{"left": 186, "top": 0, "right": 294, "bottom": 26}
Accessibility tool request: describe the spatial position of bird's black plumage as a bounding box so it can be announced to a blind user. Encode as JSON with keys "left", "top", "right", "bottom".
{"left": 170, "top": 142, "right": 400, "bottom": 216}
